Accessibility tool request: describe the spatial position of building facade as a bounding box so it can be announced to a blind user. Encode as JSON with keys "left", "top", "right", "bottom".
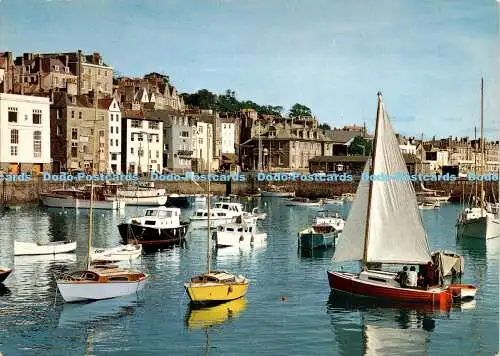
{"left": 50, "top": 92, "right": 110, "bottom": 173}
{"left": 100, "top": 98, "right": 122, "bottom": 173}
{"left": 191, "top": 121, "right": 213, "bottom": 172}
{"left": 0, "top": 93, "right": 51, "bottom": 174}
{"left": 121, "top": 110, "right": 163, "bottom": 174}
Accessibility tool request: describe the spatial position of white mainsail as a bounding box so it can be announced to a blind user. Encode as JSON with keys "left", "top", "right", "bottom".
{"left": 333, "top": 95, "right": 432, "bottom": 264}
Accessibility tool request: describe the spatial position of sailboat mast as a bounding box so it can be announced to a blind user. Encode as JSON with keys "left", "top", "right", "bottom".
{"left": 474, "top": 126, "right": 478, "bottom": 205}
{"left": 362, "top": 92, "right": 383, "bottom": 265}
{"left": 207, "top": 124, "right": 212, "bottom": 274}
{"left": 480, "top": 78, "right": 484, "bottom": 214}
{"left": 87, "top": 86, "right": 98, "bottom": 269}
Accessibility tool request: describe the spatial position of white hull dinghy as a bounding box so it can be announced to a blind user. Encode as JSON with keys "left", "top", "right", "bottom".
{"left": 14, "top": 240, "right": 77, "bottom": 256}
{"left": 90, "top": 244, "right": 142, "bottom": 262}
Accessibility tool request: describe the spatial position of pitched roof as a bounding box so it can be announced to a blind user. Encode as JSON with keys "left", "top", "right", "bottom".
{"left": 324, "top": 130, "right": 364, "bottom": 144}
{"left": 122, "top": 109, "right": 144, "bottom": 119}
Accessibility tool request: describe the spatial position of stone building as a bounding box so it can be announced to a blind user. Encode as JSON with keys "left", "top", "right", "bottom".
{"left": 50, "top": 92, "right": 110, "bottom": 173}
{"left": 240, "top": 114, "right": 333, "bottom": 171}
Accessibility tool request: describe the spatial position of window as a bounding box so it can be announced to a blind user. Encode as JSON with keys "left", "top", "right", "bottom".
{"left": 71, "top": 128, "right": 78, "bottom": 140}
{"left": 8, "top": 107, "right": 18, "bottom": 123}
{"left": 180, "top": 131, "right": 189, "bottom": 138}
{"left": 54, "top": 65, "right": 60, "bottom": 71}
{"left": 11, "top": 146, "right": 17, "bottom": 156}
{"left": 116, "top": 126, "right": 119, "bottom": 134}
{"left": 138, "top": 133, "right": 143, "bottom": 141}
{"left": 156, "top": 150, "right": 159, "bottom": 158}
{"left": 131, "top": 133, "right": 134, "bottom": 141}
{"left": 65, "top": 67, "right": 69, "bottom": 73}
{"left": 71, "top": 142, "right": 78, "bottom": 157}
{"left": 131, "top": 147, "right": 134, "bottom": 154}
{"left": 100, "top": 114, "right": 104, "bottom": 121}
{"left": 110, "top": 114, "right": 114, "bottom": 121}
{"left": 115, "top": 139, "right": 118, "bottom": 146}
{"left": 131, "top": 120, "right": 142, "bottom": 128}
{"left": 99, "top": 130, "right": 104, "bottom": 137}
{"left": 111, "top": 153, "right": 117, "bottom": 160}
{"left": 113, "top": 103, "right": 116, "bottom": 108}
{"left": 148, "top": 135, "right": 152, "bottom": 143}
{"left": 56, "top": 126, "right": 61, "bottom": 136}
{"left": 78, "top": 112, "right": 82, "bottom": 120}
{"left": 32, "top": 109, "right": 42, "bottom": 124}
{"left": 10, "top": 129, "right": 18, "bottom": 144}
{"left": 33, "top": 131, "right": 41, "bottom": 157}
{"left": 148, "top": 121, "right": 159, "bottom": 130}
{"left": 71, "top": 111, "right": 75, "bottom": 119}
{"left": 110, "top": 127, "right": 113, "bottom": 134}
{"left": 110, "top": 139, "right": 113, "bottom": 146}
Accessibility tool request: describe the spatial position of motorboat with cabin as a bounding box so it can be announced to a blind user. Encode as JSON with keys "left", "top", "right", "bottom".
{"left": 118, "top": 207, "right": 189, "bottom": 249}
{"left": 259, "top": 186, "right": 295, "bottom": 198}
{"left": 324, "top": 197, "right": 344, "bottom": 205}
{"left": 313, "top": 210, "right": 345, "bottom": 232}
{"left": 190, "top": 202, "right": 255, "bottom": 229}
{"left": 212, "top": 216, "right": 267, "bottom": 248}
{"left": 40, "top": 184, "right": 126, "bottom": 210}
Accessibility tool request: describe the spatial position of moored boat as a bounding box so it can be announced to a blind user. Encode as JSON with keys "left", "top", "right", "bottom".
{"left": 118, "top": 207, "right": 189, "bottom": 249}
{"left": 324, "top": 197, "right": 344, "bottom": 205}
{"left": 259, "top": 186, "right": 295, "bottom": 198}
{"left": 298, "top": 224, "right": 337, "bottom": 250}
{"left": 184, "top": 174, "right": 249, "bottom": 305}
{"left": 313, "top": 210, "right": 345, "bottom": 232}
{"left": 0, "top": 267, "right": 12, "bottom": 283}
{"left": 190, "top": 202, "right": 254, "bottom": 229}
{"left": 285, "top": 197, "right": 324, "bottom": 207}
{"left": 251, "top": 207, "right": 267, "bottom": 220}
{"left": 106, "top": 182, "right": 168, "bottom": 206}
{"left": 14, "top": 240, "right": 77, "bottom": 256}
{"left": 213, "top": 219, "right": 267, "bottom": 248}
{"left": 418, "top": 201, "right": 440, "bottom": 210}
{"left": 327, "top": 92, "right": 476, "bottom": 306}
{"left": 90, "top": 244, "right": 142, "bottom": 263}
{"left": 40, "top": 185, "right": 126, "bottom": 210}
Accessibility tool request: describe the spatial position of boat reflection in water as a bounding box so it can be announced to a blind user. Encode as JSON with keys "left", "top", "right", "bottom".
{"left": 185, "top": 297, "right": 247, "bottom": 330}
{"left": 298, "top": 247, "right": 333, "bottom": 260}
{"left": 0, "top": 284, "right": 11, "bottom": 296}
{"left": 213, "top": 240, "right": 268, "bottom": 258}
{"left": 326, "top": 291, "right": 442, "bottom": 356}
{"left": 57, "top": 295, "right": 140, "bottom": 328}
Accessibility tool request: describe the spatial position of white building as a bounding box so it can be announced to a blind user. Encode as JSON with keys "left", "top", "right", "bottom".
{"left": 192, "top": 121, "right": 213, "bottom": 172}
{"left": 399, "top": 143, "right": 417, "bottom": 155}
{"left": 122, "top": 111, "right": 163, "bottom": 174}
{"left": 0, "top": 93, "right": 51, "bottom": 174}
{"left": 101, "top": 98, "right": 122, "bottom": 173}
{"left": 221, "top": 122, "right": 235, "bottom": 154}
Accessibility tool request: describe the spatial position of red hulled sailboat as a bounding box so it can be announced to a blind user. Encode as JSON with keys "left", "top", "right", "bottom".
{"left": 327, "top": 92, "right": 476, "bottom": 307}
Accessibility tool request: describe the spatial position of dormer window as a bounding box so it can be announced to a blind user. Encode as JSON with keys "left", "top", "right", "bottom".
{"left": 65, "top": 67, "right": 70, "bottom": 73}
{"left": 54, "top": 65, "right": 60, "bottom": 71}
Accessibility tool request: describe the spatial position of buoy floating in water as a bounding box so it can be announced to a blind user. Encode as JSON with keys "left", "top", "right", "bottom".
{"left": 281, "top": 296, "right": 287, "bottom": 302}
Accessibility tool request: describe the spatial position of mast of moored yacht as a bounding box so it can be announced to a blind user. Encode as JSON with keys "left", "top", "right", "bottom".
{"left": 362, "top": 92, "right": 383, "bottom": 266}
{"left": 480, "top": 78, "right": 485, "bottom": 216}
{"left": 87, "top": 83, "right": 98, "bottom": 270}
{"left": 206, "top": 124, "right": 212, "bottom": 274}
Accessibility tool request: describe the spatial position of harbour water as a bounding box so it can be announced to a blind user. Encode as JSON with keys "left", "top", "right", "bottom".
{"left": 0, "top": 199, "right": 498, "bottom": 355}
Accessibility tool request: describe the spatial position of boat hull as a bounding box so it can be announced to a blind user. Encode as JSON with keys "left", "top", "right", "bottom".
{"left": 260, "top": 191, "right": 295, "bottom": 198}
{"left": 327, "top": 271, "right": 452, "bottom": 306}
{"left": 118, "top": 222, "right": 189, "bottom": 249}
{"left": 184, "top": 282, "right": 248, "bottom": 304}
{"left": 56, "top": 277, "right": 148, "bottom": 303}
{"left": 214, "top": 231, "right": 267, "bottom": 248}
{"left": 14, "top": 241, "right": 77, "bottom": 256}
{"left": 111, "top": 196, "right": 168, "bottom": 206}
{"left": 298, "top": 231, "right": 335, "bottom": 249}
{"left": 40, "top": 195, "right": 125, "bottom": 210}
{"left": 457, "top": 215, "right": 500, "bottom": 240}
{"left": 0, "top": 268, "right": 12, "bottom": 283}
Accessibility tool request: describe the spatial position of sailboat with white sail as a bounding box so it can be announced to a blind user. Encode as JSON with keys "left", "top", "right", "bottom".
{"left": 456, "top": 79, "right": 500, "bottom": 240}
{"left": 55, "top": 87, "right": 149, "bottom": 303}
{"left": 327, "top": 92, "right": 476, "bottom": 306}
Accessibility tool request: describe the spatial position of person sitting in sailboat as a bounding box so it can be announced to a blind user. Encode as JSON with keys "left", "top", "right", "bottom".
{"left": 407, "top": 266, "right": 418, "bottom": 288}
{"left": 395, "top": 266, "right": 408, "bottom": 287}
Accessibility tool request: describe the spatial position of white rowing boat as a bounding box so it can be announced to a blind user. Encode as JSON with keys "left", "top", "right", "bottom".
{"left": 14, "top": 240, "right": 77, "bottom": 256}
{"left": 90, "top": 244, "right": 142, "bottom": 262}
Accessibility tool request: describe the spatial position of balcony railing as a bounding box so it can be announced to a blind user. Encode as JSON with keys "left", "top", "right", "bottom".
{"left": 178, "top": 150, "right": 193, "bottom": 157}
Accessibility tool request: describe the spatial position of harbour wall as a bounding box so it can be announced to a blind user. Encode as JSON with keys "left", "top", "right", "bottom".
{"left": 1, "top": 177, "right": 498, "bottom": 204}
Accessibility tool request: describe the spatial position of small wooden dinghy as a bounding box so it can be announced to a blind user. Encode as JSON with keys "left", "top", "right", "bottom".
{"left": 14, "top": 240, "right": 77, "bottom": 256}
{"left": 0, "top": 267, "right": 12, "bottom": 283}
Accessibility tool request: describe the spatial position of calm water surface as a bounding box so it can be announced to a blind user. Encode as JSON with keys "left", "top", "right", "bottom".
{"left": 0, "top": 199, "right": 498, "bottom": 355}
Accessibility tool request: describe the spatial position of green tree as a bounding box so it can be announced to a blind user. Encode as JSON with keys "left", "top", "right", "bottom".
{"left": 216, "top": 89, "right": 241, "bottom": 113}
{"left": 289, "top": 103, "right": 312, "bottom": 118}
{"left": 181, "top": 89, "right": 217, "bottom": 110}
{"left": 347, "top": 136, "right": 372, "bottom": 156}
{"left": 318, "top": 123, "right": 331, "bottom": 131}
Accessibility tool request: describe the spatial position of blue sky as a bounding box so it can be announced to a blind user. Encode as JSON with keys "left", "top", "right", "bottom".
{"left": 0, "top": 0, "right": 498, "bottom": 139}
